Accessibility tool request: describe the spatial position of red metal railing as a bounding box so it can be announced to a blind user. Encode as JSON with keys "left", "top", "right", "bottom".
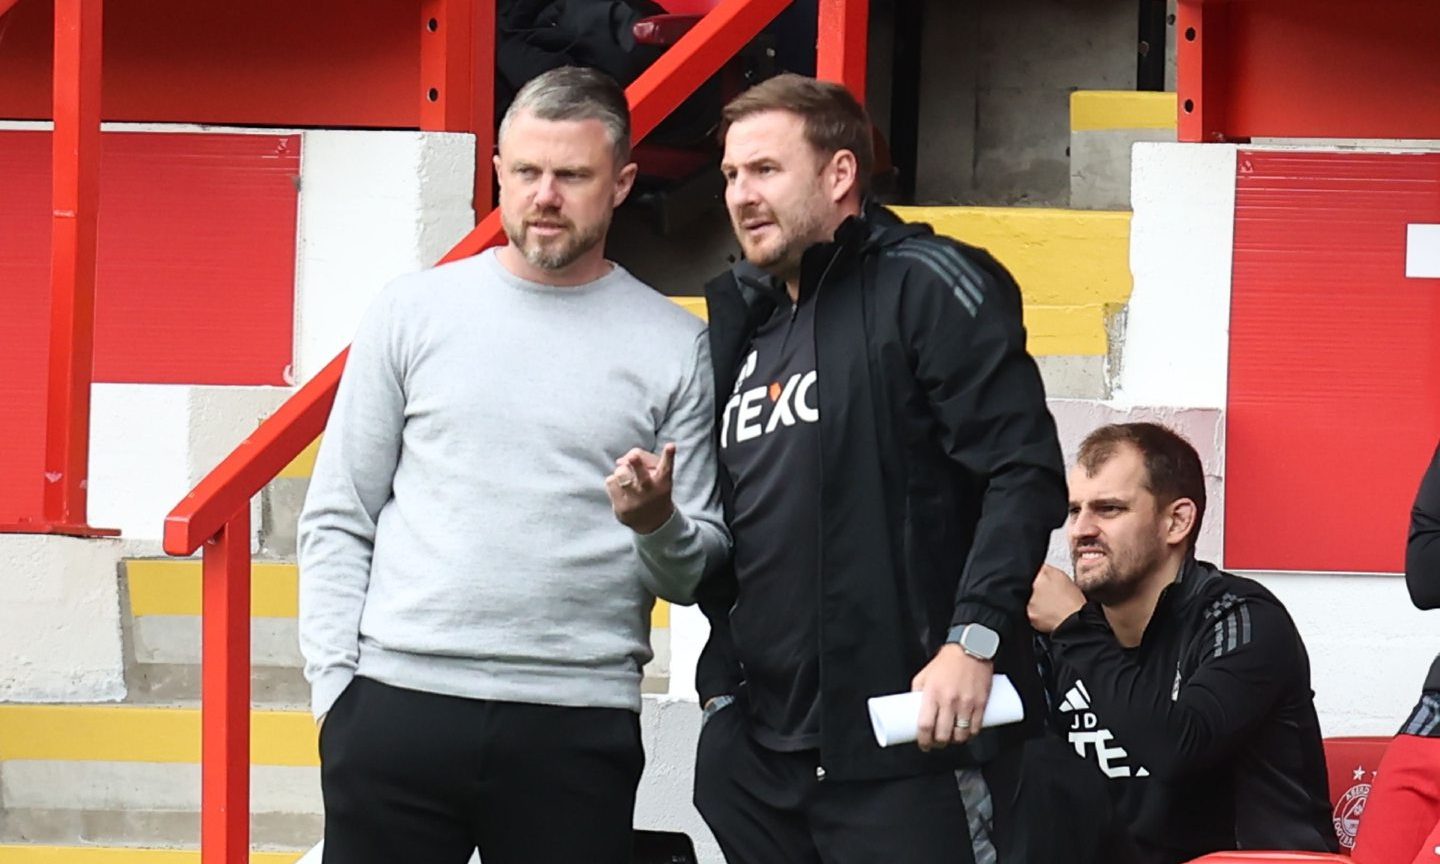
{"left": 0, "top": 0, "right": 117, "bottom": 537}
{"left": 162, "top": 1, "right": 868, "bottom": 861}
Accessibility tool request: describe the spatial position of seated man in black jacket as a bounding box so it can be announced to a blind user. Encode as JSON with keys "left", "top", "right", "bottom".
{"left": 1027, "top": 422, "right": 1337, "bottom": 864}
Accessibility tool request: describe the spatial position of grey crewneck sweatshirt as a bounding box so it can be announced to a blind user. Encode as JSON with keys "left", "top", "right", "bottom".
{"left": 298, "top": 249, "right": 729, "bottom": 719}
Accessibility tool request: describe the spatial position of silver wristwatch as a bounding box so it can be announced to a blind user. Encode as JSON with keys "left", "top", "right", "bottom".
{"left": 946, "top": 623, "right": 1000, "bottom": 661}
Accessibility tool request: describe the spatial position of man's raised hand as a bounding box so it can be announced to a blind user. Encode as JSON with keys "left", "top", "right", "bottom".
{"left": 606, "top": 443, "right": 677, "bottom": 535}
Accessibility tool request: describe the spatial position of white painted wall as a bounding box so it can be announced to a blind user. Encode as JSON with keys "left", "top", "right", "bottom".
{"left": 293, "top": 130, "right": 475, "bottom": 384}
{"left": 0, "top": 536, "right": 125, "bottom": 701}
{"left": 89, "top": 384, "right": 291, "bottom": 549}
{"left": 1116, "top": 143, "right": 1238, "bottom": 409}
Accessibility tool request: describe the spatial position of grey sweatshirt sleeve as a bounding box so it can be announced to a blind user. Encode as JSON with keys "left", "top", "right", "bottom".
{"left": 297, "top": 288, "right": 407, "bottom": 719}
{"left": 632, "top": 331, "right": 730, "bottom": 605}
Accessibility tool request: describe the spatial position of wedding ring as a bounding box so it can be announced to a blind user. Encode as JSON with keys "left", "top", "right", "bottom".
{"left": 954, "top": 718, "right": 972, "bottom": 730}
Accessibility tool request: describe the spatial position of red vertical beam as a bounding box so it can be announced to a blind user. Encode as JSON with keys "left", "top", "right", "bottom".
{"left": 1176, "top": 0, "right": 1230, "bottom": 142}
{"left": 44, "top": 0, "right": 103, "bottom": 527}
{"left": 201, "top": 512, "right": 251, "bottom": 864}
{"left": 419, "top": 0, "right": 495, "bottom": 220}
{"left": 817, "top": 0, "right": 868, "bottom": 104}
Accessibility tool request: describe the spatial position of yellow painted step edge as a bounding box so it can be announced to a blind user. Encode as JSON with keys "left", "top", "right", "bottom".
{"left": 0, "top": 847, "right": 301, "bottom": 864}
{"left": 0, "top": 705, "right": 318, "bottom": 767}
{"left": 1070, "top": 90, "right": 1177, "bottom": 131}
{"left": 128, "top": 560, "right": 300, "bottom": 618}
{"left": 126, "top": 559, "right": 671, "bottom": 628}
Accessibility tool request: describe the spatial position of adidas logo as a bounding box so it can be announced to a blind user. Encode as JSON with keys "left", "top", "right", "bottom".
{"left": 1058, "top": 681, "right": 1090, "bottom": 712}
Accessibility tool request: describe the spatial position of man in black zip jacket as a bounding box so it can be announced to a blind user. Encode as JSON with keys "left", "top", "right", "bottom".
{"left": 1028, "top": 422, "right": 1337, "bottom": 864}
{"left": 692, "top": 74, "right": 1067, "bottom": 864}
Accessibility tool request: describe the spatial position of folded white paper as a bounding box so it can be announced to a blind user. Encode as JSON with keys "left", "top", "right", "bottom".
{"left": 867, "top": 675, "right": 1025, "bottom": 748}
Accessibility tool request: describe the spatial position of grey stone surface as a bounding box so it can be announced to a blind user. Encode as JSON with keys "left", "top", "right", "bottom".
{"left": 260, "top": 477, "right": 309, "bottom": 560}
{"left": 1070, "top": 128, "right": 1176, "bottom": 210}
{"left": 911, "top": 0, "right": 1140, "bottom": 205}
{"left": 974, "top": 86, "right": 1072, "bottom": 206}
{"left": 1036, "top": 355, "right": 1110, "bottom": 400}
{"left": 0, "top": 808, "right": 319, "bottom": 851}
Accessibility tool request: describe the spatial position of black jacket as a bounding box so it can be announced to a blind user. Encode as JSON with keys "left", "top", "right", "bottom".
{"left": 1045, "top": 558, "right": 1337, "bottom": 864}
{"left": 698, "top": 205, "right": 1067, "bottom": 781}
{"left": 1407, "top": 442, "right": 1440, "bottom": 716}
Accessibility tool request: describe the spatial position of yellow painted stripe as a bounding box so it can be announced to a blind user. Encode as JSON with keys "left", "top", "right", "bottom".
{"left": 670, "top": 295, "right": 707, "bottom": 321}
{"left": 0, "top": 847, "right": 301, "bottom": 864}
{"left": 1022, "top": 305, "right": 1110, "bottom": 356}
{"left": 1070, "top": 90, "right": 1177, "bottom": 131}
{"left": 278, "top": 437, "right": 321, "bottom": 479}
{"left": 0, "top": 705, "right": 318, "bottom": 767}
{"left": 127, "top": 559, "right": 671, "bottom": 629}
{"left": 890, "top": 206, "right": 1132, "bottom": 318}
{"left": 127, "top": 560, "right": 298, "bottom": 618}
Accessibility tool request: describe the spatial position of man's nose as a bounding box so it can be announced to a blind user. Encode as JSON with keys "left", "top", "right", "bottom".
{"left": 1070, "top": 510, "right": 1099, "bottom": 541}
{"left": 534, "top": 175, "right": 562, "bottom": 207}
{"left": 727, "top": 174, "right": 758, "bottom": 208}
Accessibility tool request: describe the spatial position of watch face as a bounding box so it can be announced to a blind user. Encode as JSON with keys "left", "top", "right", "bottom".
{"left": 962, "top": 625, "right": 1000, "bottom": 659}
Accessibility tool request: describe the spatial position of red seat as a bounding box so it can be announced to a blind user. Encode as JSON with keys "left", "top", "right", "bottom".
{"left": 1187, "top": 854, "right": 1351, "bottom": 863}
{"left": 1323, "top": 736, "right": 1391, "bottom": 855}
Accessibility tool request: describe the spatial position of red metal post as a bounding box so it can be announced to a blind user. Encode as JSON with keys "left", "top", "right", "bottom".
{"left": 201, "top": 511, "right": 251, "bottom": 864}
{"left": 44, "top": 0, "right": 104, "bottom": 528}
{"left": 1175, "top": 0, "right": 1228, "bottom": 143}
{"left": 817, "top": 0, "right": 868, "bottom": 104}
{"left": 419, "top": 0, "right": 495, "bottom": 216}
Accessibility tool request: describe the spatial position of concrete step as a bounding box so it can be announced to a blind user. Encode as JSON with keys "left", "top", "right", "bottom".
{"left": 891, "top": 206, "right": 1133, "bottom": 399}
{"left": 1069, "top": 90, "right": 1177, "bottom": 210}
{"left": 0, "top": 704, "right": 319, "bottom": 852}
{"left": 120, "top": 559, "right": 673, "bottom": 707}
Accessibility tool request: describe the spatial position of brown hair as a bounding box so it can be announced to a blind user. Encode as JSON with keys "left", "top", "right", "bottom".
{"left": 719, "top": 73, "right": 874, "bottom": 196}
{"left": 1078, "top": 422, "right": 1207, "bottom": 552}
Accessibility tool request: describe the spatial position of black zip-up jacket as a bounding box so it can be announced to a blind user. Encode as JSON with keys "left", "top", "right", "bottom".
{"left": 697, "top": 205, "right": 1067, "bottom": 781}
{"left": 1045, "top": 558, "right": 1337, "bottom": 864}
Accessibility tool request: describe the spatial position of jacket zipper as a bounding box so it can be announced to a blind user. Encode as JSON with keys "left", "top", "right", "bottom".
{"left": 811, "top": 244, "right": 843, "bottom": 781}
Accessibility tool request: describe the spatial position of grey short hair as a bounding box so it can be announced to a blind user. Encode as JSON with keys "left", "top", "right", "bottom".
{"left": 499, "top": 67, "right": 632, "bottom": 165}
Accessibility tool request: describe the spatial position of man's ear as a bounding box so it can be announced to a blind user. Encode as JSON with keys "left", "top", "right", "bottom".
{"left": 827, "top": 148, "right": 859, "bottom": 205}
{"left": 1166, "top": 498, "right": 1198, "bottom": 548}
{"left": 613, "top": 161, "right": 639, "bottom": 208}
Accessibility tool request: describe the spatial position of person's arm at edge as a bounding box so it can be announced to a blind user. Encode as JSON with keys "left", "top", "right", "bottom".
{"left": 297, "top": 287, "right": 407, "bottom": 722}
{"left": 632, "top": 331, "right": 732, "bottom": 605}
{"left": 902, "top": 241, "right": 1068, "bottom": 637}
{"left": 1406, "top": 442, "right": 1440, "bottom": 610}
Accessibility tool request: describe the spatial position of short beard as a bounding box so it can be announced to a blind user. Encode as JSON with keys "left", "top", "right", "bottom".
{"left": 503, "top": 212, "right": 609, "bottom": 273}
{"left": 1073, "top": 538, "right": 1165, "bottom": 606}
{"left": 736, "top": 193, "right": 830, "bottom": 279}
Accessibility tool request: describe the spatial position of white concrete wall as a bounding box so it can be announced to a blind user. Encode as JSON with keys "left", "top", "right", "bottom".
{"left": 0, "top": 536, "right": 125, "bottom": 701}
{"left": 293, "top": 130, "right": 475, "bottom": 384}
{"left": 90, "top": 384, "right": 290, "bottom": 549}
{"left": 1117, "top": 142, "right": 1238, "bottom": 410}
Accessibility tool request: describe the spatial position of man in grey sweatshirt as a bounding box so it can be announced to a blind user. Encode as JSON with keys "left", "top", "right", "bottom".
{"left": 298, "top": 67, "right": 729, "bottom": 864}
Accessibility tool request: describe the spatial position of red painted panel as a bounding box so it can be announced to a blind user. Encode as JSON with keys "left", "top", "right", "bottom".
{"left": 1227, "top": 150, "right": 1440, "bottom": 573}
{"left": 1178, "top": 0, "right": 1440, "bottom": 142}
{"left": 0, "top": 130, "right": 299, "bottom": 522}
{"left": 0, "top": 0, "right": 418, "bottom": 127}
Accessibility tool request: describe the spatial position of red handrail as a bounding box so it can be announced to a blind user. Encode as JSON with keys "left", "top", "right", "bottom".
{"left": 164, "top": 0, "right": 795, "bottom": 557}
{"left": 163, "top": 1, "right": 870, "bottom": 861}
